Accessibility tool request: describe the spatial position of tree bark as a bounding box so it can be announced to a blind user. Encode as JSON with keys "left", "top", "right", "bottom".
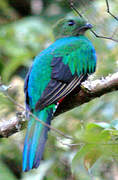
{"left": 1, "top": 72, "right": 118, "bottom": 138}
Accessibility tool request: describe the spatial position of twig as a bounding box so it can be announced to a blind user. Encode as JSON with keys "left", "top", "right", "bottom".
{"left": 70, "top": 0, "right": 83, "bottom": 17}
{"left": 69, "top": 0, "right": 118, "bottom": 43}
{"left": 60, "top": 142, "right": 118, "bottom": 147}
{"left": 91, "top": 0, "right": 118, "bottom": 42}
{"left": 90, "top": 29, "right": 118, "bottom": 42}
{"left": 106, "top": 0, "right": 118, "bottom": 21}
{"left": 1, "top": 91, "right": 72, "bottom": 139}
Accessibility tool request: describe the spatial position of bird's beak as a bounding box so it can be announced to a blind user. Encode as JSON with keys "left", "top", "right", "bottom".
{"left": 84, "top": 23, "right": 93, "bottom": 29}
{"left": 79, "top": 23, "right": 93, "bottom": 31}
{"left": 77, "top": 23, "right": 93, "bottom": 35}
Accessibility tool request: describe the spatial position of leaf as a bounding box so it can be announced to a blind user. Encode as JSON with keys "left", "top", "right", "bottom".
{"left": 84, "top": 123, "right": 111, "bottom": 143}
{"left": 84, "top": 148, "right": 101, "bottom": 171}
{"left": 72, "top": 122, "right": 112, "bottom": 173}
{"left": 72, "top": 144, "right": 95, "bottom": 173}
{"left": 86, "top": 122, "right": 110, "bottom": 130}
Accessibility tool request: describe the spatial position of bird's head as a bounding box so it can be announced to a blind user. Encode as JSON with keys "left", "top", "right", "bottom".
{"left": 53, "top": 16, "right": 92, "bottom": 39}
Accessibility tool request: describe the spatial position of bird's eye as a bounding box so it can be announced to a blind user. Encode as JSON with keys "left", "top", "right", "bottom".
{"left": 68, "top": 20, "right": 75, "bottom": 26}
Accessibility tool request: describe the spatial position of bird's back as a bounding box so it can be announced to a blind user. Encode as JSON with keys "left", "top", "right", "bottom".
{"left": 27, "top": 35, "right": 96, "bottom": 109}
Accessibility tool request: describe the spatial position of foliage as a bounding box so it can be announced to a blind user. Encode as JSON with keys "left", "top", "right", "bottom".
{"left": 0, "top": 0, "right": 118, "bottom": 179}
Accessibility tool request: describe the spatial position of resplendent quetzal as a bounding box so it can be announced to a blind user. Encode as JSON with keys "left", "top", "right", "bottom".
{"left": 23, "top": 16, "right": 97, "bottom": 171}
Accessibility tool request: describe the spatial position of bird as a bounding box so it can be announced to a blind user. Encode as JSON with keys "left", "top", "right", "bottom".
{"left": 23, "top": 16, "right": 97, "bottom": 172}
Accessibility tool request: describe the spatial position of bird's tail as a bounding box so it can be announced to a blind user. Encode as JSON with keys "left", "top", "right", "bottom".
{"left": 22, "top": 106, "right": 55, "bottom": 172}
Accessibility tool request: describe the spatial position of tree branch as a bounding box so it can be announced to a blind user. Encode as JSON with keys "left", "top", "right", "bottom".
{"left": 0, "top": 112, "right": 26, "bottom": 138}
{"left": 1, "top": 72, "right": 118, "bottom": 138}
{"left": 55, "top": 72, "right": 118, "bottom": 115}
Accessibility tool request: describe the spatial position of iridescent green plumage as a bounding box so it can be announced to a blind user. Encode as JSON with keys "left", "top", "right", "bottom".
{"left": 23, "top": 16, "right": 97, "bottom": 172}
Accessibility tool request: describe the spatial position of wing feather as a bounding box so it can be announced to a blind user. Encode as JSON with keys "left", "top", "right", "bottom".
{"left": 35, "top": 75, "right": 85, "bottom": 110}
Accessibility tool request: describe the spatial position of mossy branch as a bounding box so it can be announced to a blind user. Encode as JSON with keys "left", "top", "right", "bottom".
{"left": 0, "top": 72, "right": 118, "bottom": 138}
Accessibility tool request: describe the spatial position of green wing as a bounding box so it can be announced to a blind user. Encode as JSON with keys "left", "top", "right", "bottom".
{"left": 35, "top": 37, "right": 97, "bottom": 110}
{"left": 62, "top": 42, "right": 96, "bottom": 76}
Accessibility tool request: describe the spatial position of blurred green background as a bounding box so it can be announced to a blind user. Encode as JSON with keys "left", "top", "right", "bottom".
{"left": 0, "top": 0, "right": 118, "bottom": 179}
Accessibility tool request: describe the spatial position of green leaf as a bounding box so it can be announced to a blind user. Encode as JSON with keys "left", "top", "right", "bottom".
{"left": 86, "top": 122, "right": 110, "bottom": 130}
{"left": 72, "top": 144, "right": 95, "bottom": 173}
{"left": 84, "top": 148, "right": 101, "bottom": 171}
{"left": 84, "top": 123, "right": 111, "bottom": 143}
